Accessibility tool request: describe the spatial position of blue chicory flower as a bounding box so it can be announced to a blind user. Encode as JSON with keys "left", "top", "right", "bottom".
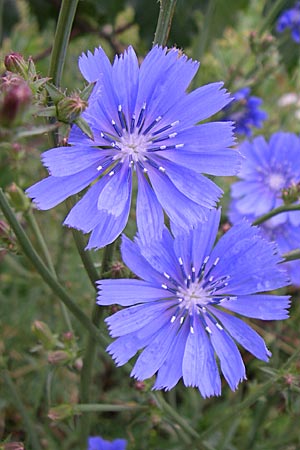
{"left": 88, "top": 436, "right": 127, "bottom": 450}
{"left": 229, "top": 132, "right": 300, "bottom": 286}
{"left": 26, "top": 45, "right": 239, "bottom": 249}
{"left": 221, "top": 87, "right": 268, "bottom": 136}
{"left": 97, "top": 209, "right": 290, "bottom": 398}
{"left": 276, "top": 2, "right": 300, "bottom": 43}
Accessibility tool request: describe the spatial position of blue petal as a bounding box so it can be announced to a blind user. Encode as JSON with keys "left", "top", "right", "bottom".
{"left": 105, "top": 300, "right": 174, "bottom": 337}
{"left": 153, "top": 320, "right": 190, "bottom": 391}
{"left": 107, "top": 312, "right": 171, "bottom": 366}
{"left": 207, "top": 222, "right": 289, "bottom": 294}
{"left": 207, "top": 318, "right": 246, "bottom": 391}
{"left": 41, "top": 146, "right": 113, "bottom": 176}
{"left": 136, "top": 46, "right": 199, "bottom": 124}
{"left": 97, "top": 279, "right": 169, "bottom": 306}
{"left": 182, "top": 314, "right": 221, "bottom": 397}
{"left": 211, "top": 308, "right": 271, "bottom": 361}
{"left": 86, "top": 197, "right": 131, "bottom": 249}
{"left": 147, "top": 167, "right": 208, "bottom": 229}
{"left": 160, "top": 82, "right": 231, "bottom": 130}
{"left": 121, "top": 235, "right": 166, "bottom": 284}
{"left": 97, "top": 166, "right": 132, "bottom": 216}
{"left": 26, "top": 164, "right": 99, "bottom": 210}
{"left": 64, "top": 177, "right": 108, "bottom": 233}
{"left": 221, "top": 294, "right": 291, "bottom": 320}
{"left": 112, "top": 46, "right": 139, "bottom": 119}
{"left": 150, "top": 157, "right": 222, "bottom": 208}
{"left": 131, "top": 319, "right": 181, "bottom": 380}
{"left": 136, "top": 169, "right": 164, "bottom": 243}
{"left": 79, "top": 47, "right": 112, "bottom": 83}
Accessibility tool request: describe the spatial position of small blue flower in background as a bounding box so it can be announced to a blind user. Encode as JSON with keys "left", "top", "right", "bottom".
{"left": 26, "top": 46, "right": 239, "bottom": 249}
{"left": 221, "top": 87, "right": 268, "bottom": 136}
{"left": 229, "top": 132, "right": 300, "bottom": 286}
{"left": 88, "top": 436, "right": 127, "bottom": 450}
{"left": 276, "top": 2, "right": 300, "bottom": 43}
{"left": 97, "top": 209, "right": 290, "bottom": 398}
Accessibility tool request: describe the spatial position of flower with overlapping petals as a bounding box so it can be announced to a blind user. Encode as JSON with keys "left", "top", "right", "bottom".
{"left": 88, "top": 436, "right": 127, "bottom": 450}
{"left": 221, "top": 87, "right": 267, "bottom": 136}
{"left": 26, "top": 46, "right": 239, "bottom": 249}
{"left": 229, "top": 132, "right": 300, "bottom": 286}
{"left": 276, "top": 2, "right": 300, "bottom": 43}
{"left": 97, "top": 209, "right": 290, "bottom": 397}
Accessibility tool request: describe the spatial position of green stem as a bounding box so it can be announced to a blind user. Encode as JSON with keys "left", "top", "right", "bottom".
{"left": 66, "top": 197, "right": 99, "bottom": 288}
{"left": 252, "top": 204, "right": 300, "bottom": 226}
{"left": 0, "top": 189, "right": 103, "bottom": 342}
{"left": 282, "top": 248, "right": 300, "bottom": 262}
{"left": 153, "top": 0, "right": 177, "bottom": 47}
{"left": 194, "top": 0, "right": 217, "bottom": 61}
{"left": 258, "top": 0, "right": 287, "bottom": 37}
{"left": 152, "top": 392, "right": 202, "bottom": 443}
{"left": 74, "top": 403, "right": 146, "bottom": 413}
{"left": 197, "top": 345, "right": 300, "bottom": 442}
{"left": 2, "top": 370, "right": 42, "bottom": 450}
{"left": 48, "top": 0, "right": 79, "bottom": 86}
{"left": 78, "top": 242, "right": 115, "bottom": 446}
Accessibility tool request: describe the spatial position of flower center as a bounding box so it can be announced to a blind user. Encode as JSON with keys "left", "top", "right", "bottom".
{"left": 267, "top": 172, "right": 285, "bottom": 191}
{"left": 118, "top": 130, "right": 148, "bottom": 162}
{"left": 177, "top": 282, "right": 210, "bottom": 313}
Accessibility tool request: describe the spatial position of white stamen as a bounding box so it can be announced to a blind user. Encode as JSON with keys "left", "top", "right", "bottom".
{"left": 205, "top": 326, "right": 212, "bottom": 334}
{"left": 216, "top": 323, "right": 223, "bottom": 330}
{"left": 97, "top": 165, "right": 102, "bottom": 171}
{"left": 190, "top": 326, "right": 195, "bottom": 334}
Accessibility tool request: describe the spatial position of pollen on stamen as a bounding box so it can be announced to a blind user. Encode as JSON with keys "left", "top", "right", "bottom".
{"left": 159, "top": 166, "right": 166, "bottom": 172}
{"left": 190, "top": 326, "right": 195, "bottom": 334}
{"left": 164, "top": 272, "right": 170, "bottom": 279}
{"left": 216, "top": 323, "right": 223, "bottom": 330}
{"left": 161, "top": 284, "right": 168, "bottom": 289}
{"left": 97, "top": 165, "right": 102, "bottom": 171}
{"left": 171, "top": 315, "right": 176, "bottom": 323}
{"left": 205, "top": 326, "right": 212, "bottom": 334}
{"left": 180, "top": 316, "right": 184, "bottom": 324}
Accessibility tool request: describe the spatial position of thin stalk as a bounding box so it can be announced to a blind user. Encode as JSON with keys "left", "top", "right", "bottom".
{"left": 194, "top": 0, "right": 217, "bottom": 61}
{"left": 252, "top": 204, "right": 300, "bottom": 226}
{"left": 197, "top": 344, "right": 300, "bottom": 442}
{"left": 78, "top": 242, "right": 115, "bottom": 447}
{"left": 2, "top": 370, "right": 42, "bottom": 450}
{"left": 153, "top": 0, "right": 177, "bottom": 47}
{"left": 66, "top": 197, "right": 99, "bottom": 288}
{"left": 74, "top": 403, "right": 146, "bottom": 413}
{"left": 0, "top": 189, "right": 103, "bottom": 342}
{"left": 258, "top": 0, "right": 288, "bottom": 37}
{"left": 152, "top": 392, "right": 201, "bottom": 442}
{"left": 48, "top": 0, "right": 79, "bottom": 86}
{"left": 282, "top": 249, "right": 300, "bottom": 262}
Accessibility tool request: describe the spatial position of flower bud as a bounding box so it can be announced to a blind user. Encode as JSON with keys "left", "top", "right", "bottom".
{"left": 48, "top": 350, "right": 70, "bottom": 365}
{"left": 0, "top": 219, "right": 17, "bottom": 253}
{"left": 282, "top": 183, "right": 300, "bottom": 204}
{"left": 48, "top": 404, "right": 74, "bottom": 422}
{"left": 56, "top": 94, "right": 88, "bottom": 123}
{"left": 32, "top": 321, "right": 57, "bottom": 350}
{"left": 4, "top": 53, "right": 28, "bottom": 78}
{"left": 1, "top": 442, "right": 24, "bottom": 450}
{"left": 0, "top": 74, "right": 32, "bottom": 127}
{"left": 6, "top": 183, "right": 31, "bottom": 212}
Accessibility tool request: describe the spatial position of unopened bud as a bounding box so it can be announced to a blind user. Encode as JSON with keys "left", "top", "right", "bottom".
{"left": 0, "top": 220, "right": 17, "bottom": 253}
{"left": 48, "top": 404, "right": 74, "bottom": 422}
{"left": 282, "top": 183, "right": 300, "bottom": 204}
{"left": 111, "top": 261, "right": 126, "bottom": 278}
{"left": 6, "top": 183, "right": 30, "bottom": 212}
{"left": 0, "top": 74, "right": 32, "bottom": 126}
{"left": 32, "top": 321, "right": 57, "bottom": 350}
{"left": 56, "top": 94, "right": 88, "bottom": 123}
{"left": 1, "top": 442, "right": 24, "bottom": 450}
{"left": 4, "top": 52, "right": 28, "bottom": 78}
{"left": 48, "top": 350, "right": 70, "bottom": 365}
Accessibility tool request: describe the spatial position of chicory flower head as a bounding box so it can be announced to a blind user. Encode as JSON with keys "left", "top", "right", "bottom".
{"left": 97, "top": 209, "right": 290, "bottom": 398}
{"left": 88, "top": 436, "right": 127, "bottom": 450}
{"left": 221, "top": 87, "right": 267, "bottom": 136}
{"left": 229, "top": 132, "right": 300, "bottom": 286}
{"left": 26, "top": 45, "right": 239, "bottom": 249}
{"left": 276, "top": 2, "right": 300, "bottom": 43}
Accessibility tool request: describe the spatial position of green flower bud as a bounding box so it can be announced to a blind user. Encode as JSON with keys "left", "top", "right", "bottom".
{"left": 56, "top": 94, "right": 88, "bottom": 123}
{"left": 4, "top": 53, "right": 28, "bottom": 79}
{"left": 6, "top": 183, "right": 31, "bottom": 212}
{"left": 47, "top": 350, "right": 70, "bottom": 365}
{"left": 31, "top": 321, "right": 57, "bottom": 350}
{"left": 282, "top": 183, "right": 300, "bottom": 204}
{"left": 48, "top": 404, "right": 74, "bottom": 422}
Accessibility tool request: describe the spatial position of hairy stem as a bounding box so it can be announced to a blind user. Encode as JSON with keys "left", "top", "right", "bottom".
{"left": 2, "top": 370, "right": 42, "bottom": 450}
{"left": 48, "top": 0, "right": 79, "bottom": 86}
{"left": 153, "top": 0, "right": 177, "bottom": 47}
{"left": 0, "top": 189, "right": 103, "bottom": 343}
